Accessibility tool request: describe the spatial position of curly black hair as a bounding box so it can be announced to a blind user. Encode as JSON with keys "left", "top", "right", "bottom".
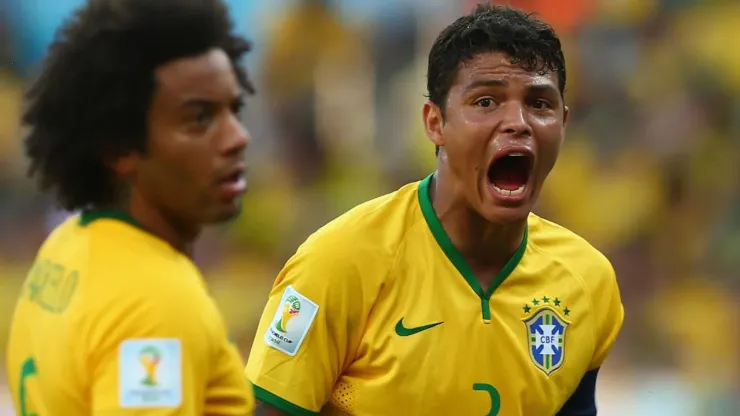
{"left": 23, "top": 0, "right": 254, "bottom": 211}
{"left": 427, "top": 3, "right": 566, "bottom": 154}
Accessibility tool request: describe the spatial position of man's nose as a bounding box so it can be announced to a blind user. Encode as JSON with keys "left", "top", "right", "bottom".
{"left": 499, "top": 102, "right": 532, "bottom": 137}
{"left": 218, "top": 113, "right": 250, "bottom": 156}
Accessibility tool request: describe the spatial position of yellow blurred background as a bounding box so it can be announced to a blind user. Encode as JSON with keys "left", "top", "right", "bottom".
{"left": 1, "top": 0, "right": 739, "bottom": 414}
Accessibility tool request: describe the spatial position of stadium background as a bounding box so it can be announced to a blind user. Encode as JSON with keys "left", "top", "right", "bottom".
{"left": 0, "top": 0, "right": 738, "bottom": 414}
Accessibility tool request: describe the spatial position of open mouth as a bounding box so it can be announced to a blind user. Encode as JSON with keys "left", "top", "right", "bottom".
{"left": 217, "top": 167, "right": 247, "bottom": 197}
{"left": 220, "top": 170, "right": 244, "bottom": 184}
{"left": 487, "top": 152, "right": 533, "bottom": 197}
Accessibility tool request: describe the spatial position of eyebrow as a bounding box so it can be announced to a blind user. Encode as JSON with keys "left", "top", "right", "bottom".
{"left": 464, "top": 79, "right": 560, "bottom": 96}
{"left": 180, "top": 94, "right": 245, "bottom": 109}
{"left": 526, "top": 83, "right": 560, "bottom": 96}
{"left": 464, "top": 79, "right": 508, "bottom": 93}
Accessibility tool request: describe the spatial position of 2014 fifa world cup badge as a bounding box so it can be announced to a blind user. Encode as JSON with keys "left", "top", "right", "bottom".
{"left": 118, "top": 338, "right": 182, "bottom": 408}
{"left": 265, "top": 285, "right": 319, "bottom": 356}
{"left": 522, "top": 296, "right": 571, "bottom": 376}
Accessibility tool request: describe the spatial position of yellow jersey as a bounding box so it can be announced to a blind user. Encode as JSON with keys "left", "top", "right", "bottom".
{"left": 6, "top": 211, "right": 254, "bottom": 415}
{"left": 246, "top": 174, "right": 623, "bottom": 416}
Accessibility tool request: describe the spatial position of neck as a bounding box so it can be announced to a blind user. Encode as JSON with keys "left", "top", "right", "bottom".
{"left": 112, "top": 189, "right": 200, "bottom": 256}
{"left": 430, "top": 169, "right": 526, "bottom": 271}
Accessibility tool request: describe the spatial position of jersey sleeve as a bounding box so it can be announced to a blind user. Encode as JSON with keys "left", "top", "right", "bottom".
{"left": 204, "top": 321, "right": 255, "bottom": 415}
{"left": 556, "top": 368, "right": 599, "bottom": 416}
{"left": 87, "top": 270, "right": 253, "bottom": 415}
{"left": 589, "top": 260, "right": 624, "bottom": 369}
{"left": 246, "top": 240, "right": 371, "bottom": 414}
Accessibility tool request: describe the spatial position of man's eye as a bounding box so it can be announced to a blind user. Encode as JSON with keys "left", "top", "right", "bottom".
{"left": 231, "top": 101, "right": 245, "bottom": 115}
{"left": 533, "top": 99, "right": 552, "bottom": 110}
{"left": 477, "top": 98, "right": 494, "bottom": 108}
{"left": 192, "top": 111, "right": 213, "bottom": 125}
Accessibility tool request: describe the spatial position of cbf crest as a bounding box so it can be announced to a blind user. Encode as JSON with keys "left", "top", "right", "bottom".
{"left": 522, "top": 296, "right": 571, "bottom": 376}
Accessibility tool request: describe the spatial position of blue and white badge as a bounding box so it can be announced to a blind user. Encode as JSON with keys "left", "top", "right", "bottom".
{"left": 118, "top": 338, "right": 182, "bottom": 408}
{"left": 264, "top": 285, "right": 319, "bottom": 356}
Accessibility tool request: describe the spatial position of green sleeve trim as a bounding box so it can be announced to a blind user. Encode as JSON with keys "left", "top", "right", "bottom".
{"left": 253, "top": 384, "right": 319, "bottom": 416}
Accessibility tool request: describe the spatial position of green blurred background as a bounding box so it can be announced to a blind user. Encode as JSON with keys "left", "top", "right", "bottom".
{"left": 1, "top": 0, "right": 739, "bottom": 414}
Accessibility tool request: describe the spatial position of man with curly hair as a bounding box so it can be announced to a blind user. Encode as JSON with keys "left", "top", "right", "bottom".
{"left": 6, "top": 0, "right": 256, "bottom": 414}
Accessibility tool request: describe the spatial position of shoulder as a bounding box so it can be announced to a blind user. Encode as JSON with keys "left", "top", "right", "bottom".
{"left": 80, "top": 222, "right": 215, "bottom": 332}
{"left": 290, "top": 180, "right": 424, "bottom": 275}
{"left": 37, "top": 216, "right": 207, "bottom": 313}
{"left": 527, "top": 214, "right": 617, "bottom": 294}
{"left": 81, "top": 260, "right": 218, "bottom": 363}
{"left": 528, "top": 215, "right": 624, "bottom": 367}
{"left": 37, "top": 218, "right": 222, "bottom": 366}
{"left": 89, "top": 220, "right": 189, "bottom": 269}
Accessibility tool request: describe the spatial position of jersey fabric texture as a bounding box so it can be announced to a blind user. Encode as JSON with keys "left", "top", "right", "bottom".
{"left": 246, "top": 174, "right": 623, "bottom": 416}
{"left": 6, "top": 211, "right": 254, "bottom": 415}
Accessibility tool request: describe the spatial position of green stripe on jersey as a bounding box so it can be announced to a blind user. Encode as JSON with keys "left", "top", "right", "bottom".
{"left": 417, "top": 173, "right": 528, "bottom": 321}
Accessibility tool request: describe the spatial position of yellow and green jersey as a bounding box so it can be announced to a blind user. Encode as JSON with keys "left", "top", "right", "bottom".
{"left": 6, "top": 211, "right": 254, "bottom": 415}
{"left": 246, "top": 174, "right": 623, "bottom": 416}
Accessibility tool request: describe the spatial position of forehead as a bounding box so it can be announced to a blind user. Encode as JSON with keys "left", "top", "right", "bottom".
{"left": 153, "top": 48, "right": 240, "bottom": 104}
{"left": 452, "top": 51, "right": 559, "bottom": 92}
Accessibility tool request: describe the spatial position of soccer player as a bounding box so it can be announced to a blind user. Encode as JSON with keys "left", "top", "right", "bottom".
{"left": 246, "top": 4, "right": 623, "bottom": 416}
{"left": 6, "top": 0, "right": 256, "bottom": 414}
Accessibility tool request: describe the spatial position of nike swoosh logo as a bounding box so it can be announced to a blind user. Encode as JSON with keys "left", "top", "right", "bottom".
{"left": 395, "top": 318, "right": 443, "bottom": 336}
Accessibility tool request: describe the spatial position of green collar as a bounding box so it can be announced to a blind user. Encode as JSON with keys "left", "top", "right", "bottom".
{"left": 417, "top": 173, "right": 528, "bottom": 321}
{"left": 79, "top": 209, "right": 144, "bottom": 230}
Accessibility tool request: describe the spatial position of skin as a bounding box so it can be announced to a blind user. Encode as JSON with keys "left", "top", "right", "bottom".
{"left": 423, "top": 51, "right": 569, "bottom": 290}
{"left": 111, "top": 48, "right": 250, "bottom": 254}
{"left": 254, "top": 51, "right": 570, "bottom": 416}
{"left": 255, "top": 403, "right": 286, "bottom": 416}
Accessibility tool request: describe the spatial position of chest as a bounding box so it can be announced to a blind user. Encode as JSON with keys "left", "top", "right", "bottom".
{"left": 330, "top": 259, "right": 596, "bottom": 415}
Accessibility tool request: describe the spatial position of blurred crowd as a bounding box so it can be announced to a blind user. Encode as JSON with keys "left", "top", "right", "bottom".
{"left": 1, "top": 0, "right": 739, "bottom": 414}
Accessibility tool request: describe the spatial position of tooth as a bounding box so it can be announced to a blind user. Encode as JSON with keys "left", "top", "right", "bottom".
{"left": 509, "top": 152, "right": 525, "bottom": 157}
{"left": 509, "top": 185, "right": 525, "bottom": 196}
{"left": 493, "top": 184, "right": 526, "bottom": 196}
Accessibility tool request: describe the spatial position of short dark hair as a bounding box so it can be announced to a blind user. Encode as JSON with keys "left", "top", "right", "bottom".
{"left": 427, "top": 2, "right": 566, "bottom": 123}
{"left": 23, "top": 0, "right": 254, "bottom": 211}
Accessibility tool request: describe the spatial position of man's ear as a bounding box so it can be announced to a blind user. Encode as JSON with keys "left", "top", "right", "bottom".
{"left": 423, "top": 100, "right": 445, "bottom": 148}
{"left": 107, "top": 152, "right": 140, "bottom": 177}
